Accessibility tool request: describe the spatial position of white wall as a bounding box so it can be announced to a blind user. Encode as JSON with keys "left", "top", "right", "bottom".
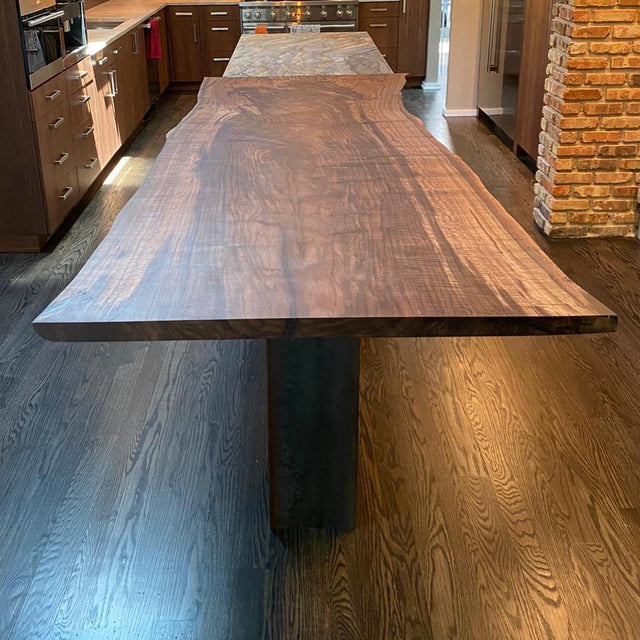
{"left": 444, "top": 0, "right": 483, "bottom": 116}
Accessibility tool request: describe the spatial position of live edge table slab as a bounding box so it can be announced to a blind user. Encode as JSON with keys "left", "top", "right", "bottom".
{"left": 33, "top": 40, "right": 616, "bottom": 530}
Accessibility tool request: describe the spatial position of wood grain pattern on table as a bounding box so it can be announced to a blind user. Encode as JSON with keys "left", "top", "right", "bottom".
{"left": 33, "top": 73, "right": 616, "bottom": 341}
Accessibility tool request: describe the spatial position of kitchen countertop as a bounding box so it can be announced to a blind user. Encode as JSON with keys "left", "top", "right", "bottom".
{"left": 86, "top": 0, "right": 398, "bottom": 54}
{"left": 224, "top": 33, "right": 392, "bottom": 77}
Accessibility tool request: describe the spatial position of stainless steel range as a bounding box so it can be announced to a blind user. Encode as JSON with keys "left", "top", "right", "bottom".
{"left": 241, "top": 1, "right": 358, "bottom": 34}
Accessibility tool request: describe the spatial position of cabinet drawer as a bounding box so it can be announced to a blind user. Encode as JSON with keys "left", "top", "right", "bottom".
{"left": 35, "top": 102, "right": 75, "bottom": 186}
{"left": 30, "top": 74, "right": 68, "bottom": 121}
{"left": 199, "top": 5, "right": 239, "bottom": 21}
{"left": 361, "top": 17, "right": 398, "bottom": 49}
{"left": 69, "top": 81, "right": 97, "bottom": 129}
{"left": 74, "top": 117, "right": 102, "bottom": 196}
{"left": 379, "top": 47, "right": 397, "bottom": 71}
{"left": 168, "top": 5, "right": 199, "bottom": 19}
{"left": 203, "top": 55, "right": 231, "bottom": 77}
{"left": 201, "top": 22, "right": 240, "bottom": 52}
{"left": 44, "top": 167, "right": 79, "bottom": 234}
{"left": 358, "top": 2, "right": 399, "bottom": 19}
{"left": 65, "top": 56, "right": 94, "bottom": 95}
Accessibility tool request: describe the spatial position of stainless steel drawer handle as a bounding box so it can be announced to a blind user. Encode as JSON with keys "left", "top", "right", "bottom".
{"left": 46, "top": 89, "right": 62, "bottom": 101}
{"left": 81, "top": 126, "right": 95, "bottom": 138}
{"left": 54, "top": 152, "right": 69, "bottom": 166}
{"left": 210, "top": 11, "right": 228, "bottom": 15}
{"left": 84, "top": 158, "right": 98, "bottom": 169}
{"left": 27, "top": 9, "right": 64, "bottom": 27}
{"left": 210, "top": 27, "right": 229, "bottom": 31}
{"left": 213, "top": 57, "right": 231, "bottom": 62}
{"left": 319, "top": 23, "right": 356, "bottom": 30}
{"left": 112, "top": 47, "right": 122, "bottom": 54}
{"left": 370, "top": 7, "right": 388, "bottom": 11}
{"left": 105, "top": 69, "right": 118, "bottom": 97}
{"left": 74, "top": 70, "right": 89, "bottom": 80}
{"left": 97, "top": 56, "right": 110, "bottom": 65}
{"left": 369, "top": 23, "right": 388, "bottom": 27}
{"left": 77, "top": 95, "right": 91, "bottom": 104}
{"left": 59, "top": 186, "right": 74, "bottom": 201}
{"left": 193, "top": 24, "right": 198, "bottom": 42}
{"left": 49, "top": 116, "right": 65, "bottom": 129}
{"left": 175, "top": 11, "right": 193, "bottom": 16}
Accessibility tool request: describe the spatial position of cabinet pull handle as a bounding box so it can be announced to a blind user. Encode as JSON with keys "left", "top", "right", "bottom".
{"left": 77, "top": 94, "right": 91, "bottom": 104}
{"left": 213, "top": 57, "right": 231, "bottom": 62}
{"left": 105, "top": 69, "right": 118, "bottom": 97}
{"left": 27, "top": 9, "right": 64, "bottom": 27}
{"left": 193, "top": 24, "right": 198, "bottom": 42}
{"left": 81, "top": 125, "right": 95, "bottom": 138}
{"left": 133, "top": 30, "right": 139, "bottom": 54}
{"left": 402, "top": 0, "right": 407, "bottom": 13}
{"left": 210, "top": 27, "right": 229, "bottom": 31}
{"left": 112, "top": 47, "right": 122, "bottom": 54}
{"left": 59, "top": 186, "right": 74, "bottom": 201}
{"left": 175, "top": 11, "right": 193, "bottom": 16}
{"left": 54, "top": 152, "right": 69, "bottom": 166}
{"left": 210, "top": 11, "right": 228, "bottom": 15}
{"left": 46, "top": 89, "right": 61, "bottom": 101}
{"left": 370, "top": 7, "right": 388, "bottom": 11}
{"left": 84, "top": 158, "right": 98, "bottom": 169}
{"left": 49, "top": 116, "right": 65, "bottom": 129}
{"left": 74, "top": 70, "right": 89, "bottom": 80}
{"left": 97, "top": 56, "right": 109, "bottom": 65}
{"left": 369, "top": 23, "right": 388, "bottom": 27}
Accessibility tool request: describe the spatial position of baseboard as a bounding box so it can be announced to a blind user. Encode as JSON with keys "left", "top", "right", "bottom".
{"left": 442, "top": 108, "right": 478, "bottom": 118}
{"left": 421, "top": 81, "right": 441, "bottom": 91}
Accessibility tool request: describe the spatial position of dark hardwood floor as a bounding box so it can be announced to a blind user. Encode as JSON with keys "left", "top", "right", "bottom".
{"left": 1, "top": 87, "right": 639, "bottom": 639}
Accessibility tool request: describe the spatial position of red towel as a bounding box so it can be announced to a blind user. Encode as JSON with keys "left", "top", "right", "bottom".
{"left": 145, "top": 17, "right": 162, "bottom": 60}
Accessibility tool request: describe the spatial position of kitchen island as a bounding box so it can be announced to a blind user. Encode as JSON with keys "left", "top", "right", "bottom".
{"left": 34, "top": 34, "right": 616, "bottom": 530}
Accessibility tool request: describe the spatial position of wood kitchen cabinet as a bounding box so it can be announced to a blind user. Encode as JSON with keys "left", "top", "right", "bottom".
{"left": 168, "top": 6, "right": 204, "bottom": 82}
{"left": 515, "top": 0, "right": 553, "bottom": 159}
{"left": 397, "top": 0, "right": 430, "bottom": 84}
{"left": 358, "top": 1, "right": 399, "bottom": 71}
{"left": 200, "top": 4, "right": 240, "bottom": 76}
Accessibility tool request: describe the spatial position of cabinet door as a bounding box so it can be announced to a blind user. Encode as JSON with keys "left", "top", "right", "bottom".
{"left": 155, "top": 10, "right": 171, "bottom": 94}
{"left": 168, "top": 8, "right": 203, "bottom": 82}
{"left": 92, "top": 58, "right": 120, "bottom": 164}
{"left": 111, "top": 38, "right": 136, "bottom": 142}
{"left": 130, "top": 26, "right": 150, "bottom": 123}
{"left": 515, "top": 0, "right": 553, "bottom": 159}
{"left": 397, "top": 0, "right": 429, "bottom": 79}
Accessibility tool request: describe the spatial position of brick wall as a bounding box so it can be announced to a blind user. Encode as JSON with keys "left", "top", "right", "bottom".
{"left": 534, "top": 0, "right": 640, "bottom": 238}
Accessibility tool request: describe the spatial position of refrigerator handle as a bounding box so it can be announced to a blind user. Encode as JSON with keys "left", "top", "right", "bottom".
{"left": 487, "top": 0, "right": 501, "bottom": 73}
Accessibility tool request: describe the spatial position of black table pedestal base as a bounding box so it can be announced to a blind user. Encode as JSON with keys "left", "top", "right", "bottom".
{"left": 266, "top": 337, "right": 360, "bottom": 530}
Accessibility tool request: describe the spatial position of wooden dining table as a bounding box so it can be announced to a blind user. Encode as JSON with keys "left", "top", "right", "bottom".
{"left": 33, "top": 33, "right": 616, "bottom": 530}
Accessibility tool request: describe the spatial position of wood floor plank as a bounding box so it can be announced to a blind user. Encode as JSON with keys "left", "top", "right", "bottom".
{"left": 1, "top": 88, "right": 639, "bottom": 638}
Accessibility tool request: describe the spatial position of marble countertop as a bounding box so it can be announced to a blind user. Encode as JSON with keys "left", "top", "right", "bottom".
{"left": 86, "top": 0, "right": 399, "bottom": 54}
{"left": 224, "top": 32, "right": 392, "bottom": 77}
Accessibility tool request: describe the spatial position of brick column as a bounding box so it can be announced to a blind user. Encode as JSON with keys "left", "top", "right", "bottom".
{"left": 534, "top": 0, "right": 640, "bottom": 238}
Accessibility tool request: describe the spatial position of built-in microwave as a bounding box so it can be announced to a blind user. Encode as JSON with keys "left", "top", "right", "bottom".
{"left": 18, "top": 0, "right": 88, "bottom": 89}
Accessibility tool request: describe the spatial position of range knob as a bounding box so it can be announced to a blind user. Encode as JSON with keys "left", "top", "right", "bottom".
{"left": 254, "top": 10, "right": 262, "bottom": 18}
{"left": 336, "top": 6, "right": 343, "bottom": 16}
{"left": 320, "top": 6, "right": 328, "bottom": 17}
{"left": 345, "top": 6, "right": 353, "bottom": 16}
{"left": 244, "top": 10, "right": 252, "bottom": 18}
{"left": 270, "top": 9, "right": 277, "bottom": 19}
{"left": 285, "top": 9, "right": 291, "bottom": 18}
{"left": 305, "top": 7, "right": 312, "bottom": 17}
